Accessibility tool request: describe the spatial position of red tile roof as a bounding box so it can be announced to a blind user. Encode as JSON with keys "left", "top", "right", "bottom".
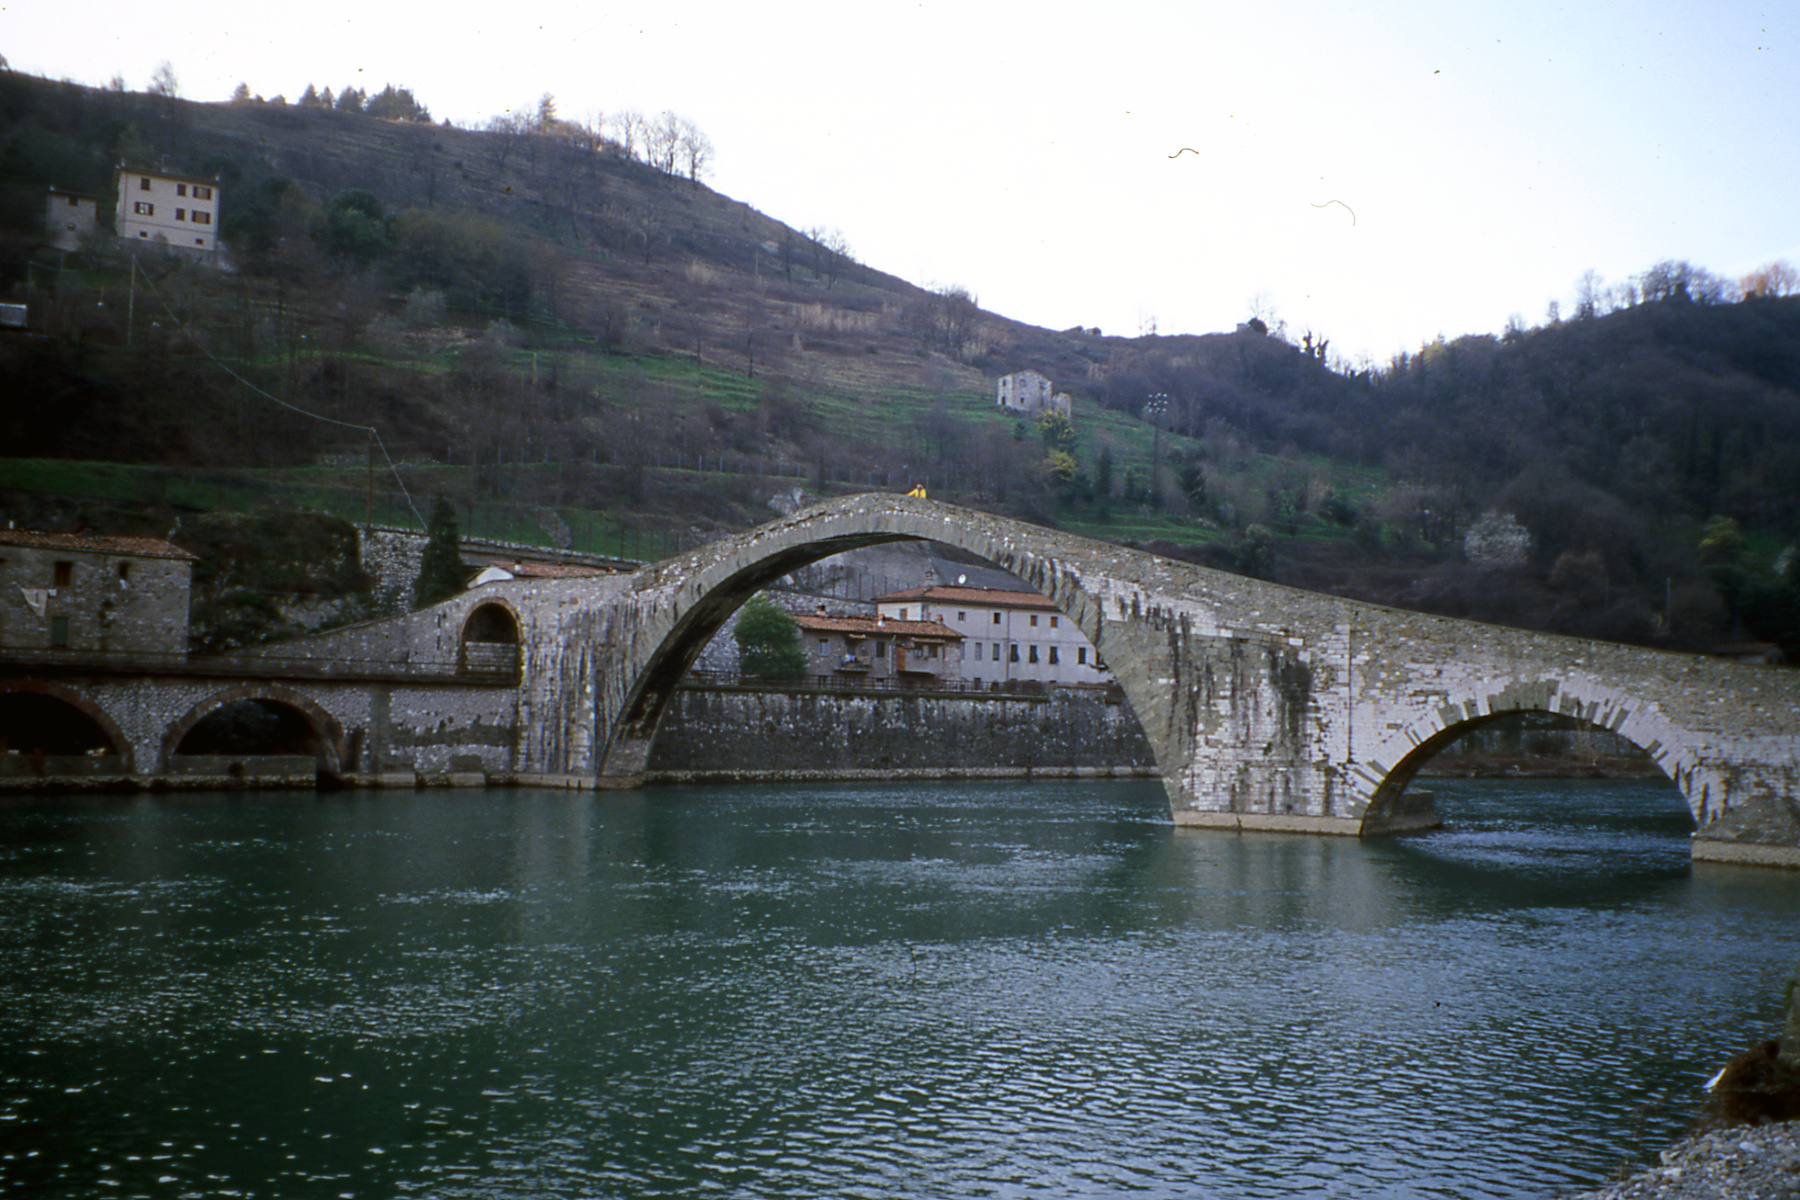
{"left": 0, "top": 529, "right": 196, "bottom": 560}
{"left": 874, "top": 584, "right": 1057, "bottom": 610}
{"left": 795, "top": 612, "right": 962, "bottom": 640}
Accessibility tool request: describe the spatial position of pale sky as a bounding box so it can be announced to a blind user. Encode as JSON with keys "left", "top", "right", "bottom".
{"left": 5, "top": 1, "right": 1796, "bottom": 365}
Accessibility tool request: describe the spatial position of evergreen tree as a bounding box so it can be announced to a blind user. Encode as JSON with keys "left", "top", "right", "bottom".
{"left": 413, "top": 494, "right": 466, "bottom": 609}
{"left": 734, "top": 595, "right": 807, "bottom": 680}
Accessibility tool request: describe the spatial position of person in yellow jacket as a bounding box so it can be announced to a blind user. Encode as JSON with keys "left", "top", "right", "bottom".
{"left": 906, "top": 484, "right": 927, "bottom": 498}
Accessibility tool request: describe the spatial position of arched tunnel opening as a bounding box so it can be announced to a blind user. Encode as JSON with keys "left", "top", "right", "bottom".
{"left": 176, "top": 699, "right": 331, "bottom": 771}
{"left": 1417, "top": 711, "right": 1659, "bottom": 781}
{"left": 1378, "top": 711, "right": 1695, "bottom": 856}
{"left": 460, "top": 601, "right": 522, "bottom": 676}
{"left": 0, "top": 692, "right": 121, "bottom": 759}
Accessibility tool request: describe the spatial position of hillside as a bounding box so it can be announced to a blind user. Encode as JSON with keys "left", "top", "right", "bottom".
{"left": 2, "top": 71, "right": 1798, "bottom": 661}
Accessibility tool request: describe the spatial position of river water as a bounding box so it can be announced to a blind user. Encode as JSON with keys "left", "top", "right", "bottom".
{"left": 1, "top": 778, "right": 1797, "bottom": 1199}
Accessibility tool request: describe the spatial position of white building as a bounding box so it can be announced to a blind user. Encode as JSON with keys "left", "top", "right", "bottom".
{"left": 874, "top": 585, "right": 1110, "bottom": 691}
{"left": 115, "top": 168, "right": 222, "bottom": 259}
{"left": 996, "top": 370, "right": 1073, "bottom": 419}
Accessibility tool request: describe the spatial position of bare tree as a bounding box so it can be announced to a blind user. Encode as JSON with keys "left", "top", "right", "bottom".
{"left": 609, "top": 110, "right": 647, "bottom": 161}
{"left": 675, "top": 117, "right": 713, "bottom": 184}
{"left": 1573, "top": 269, "right": 1605, "bottom": 319}
{"left": 646, "top": 111, "right": 682, "bottom": 173}
{"left": 485, "top": 112, "right": 529, "bottom": 171}
{"left": 1740, "top": 259, "right": 1800, "bottom": 298}
{"left": 802, "top": 226, "right": 854, "bottom": 287}
{"left": 150, "top": 61, "right": 180, "bottom": 99}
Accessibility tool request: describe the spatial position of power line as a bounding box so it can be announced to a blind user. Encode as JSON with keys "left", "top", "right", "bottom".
{"left": 128, "top": 257, "right": 426, "bottom": 527}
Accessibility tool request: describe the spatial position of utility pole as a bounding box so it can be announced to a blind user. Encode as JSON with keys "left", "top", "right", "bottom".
{"left": 1146, "top": 393, "right": 1168, "bottom": 502}
{"left": 365, "top": 428, "right": 375, "bottom": 528}
{"left": 126, "top": 258, "right": 136, "bottom": 347}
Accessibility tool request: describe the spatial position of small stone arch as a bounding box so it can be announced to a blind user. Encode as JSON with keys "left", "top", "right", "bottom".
{"left": 162, "top": 685, "right": 346, "bottom": 775}
{"left": 1360, "top": 682, "right": 1700, "bottom": 833}
{"left": 459, "top": 599, "right": 522, "bottom": 675}
{"left": 0, "top": 680, "right": 134, "bottom": 771}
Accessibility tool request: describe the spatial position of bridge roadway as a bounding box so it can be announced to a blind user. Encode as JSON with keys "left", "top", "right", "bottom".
{"left": 4, "top": 494, "right": 1797, "bottom": 866}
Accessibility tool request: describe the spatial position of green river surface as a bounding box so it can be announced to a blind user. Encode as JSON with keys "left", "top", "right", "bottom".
{"left": 1, "top": 778, "right": 1797, "bottom": 1199}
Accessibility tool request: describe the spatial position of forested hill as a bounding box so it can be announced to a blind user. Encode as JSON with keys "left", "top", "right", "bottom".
{"left": 1, "top": 69, "right": 1798, "bottom": 661}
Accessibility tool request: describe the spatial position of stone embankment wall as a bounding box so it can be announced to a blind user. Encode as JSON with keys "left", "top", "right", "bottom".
{"left": 645, "top": 685, "right": 1155, "bottom": 779}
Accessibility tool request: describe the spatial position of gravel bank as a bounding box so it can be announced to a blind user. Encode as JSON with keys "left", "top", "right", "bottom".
{"left": 1570, "top": 1122, "right": 1800, "bottom": 1199}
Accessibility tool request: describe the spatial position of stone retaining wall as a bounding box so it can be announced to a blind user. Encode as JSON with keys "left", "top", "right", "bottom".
{"left": 645, "top": 686, "right": 1155, "bottom": 775}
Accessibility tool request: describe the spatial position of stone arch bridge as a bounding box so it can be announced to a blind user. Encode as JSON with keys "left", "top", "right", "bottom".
{"left": 5, "top": 495, "right": 1797, "bottom": 865}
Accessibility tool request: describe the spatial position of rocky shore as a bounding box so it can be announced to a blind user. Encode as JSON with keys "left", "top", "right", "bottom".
{"left": 1570, "top": 1122, "right": 1800, "bottom": 1199}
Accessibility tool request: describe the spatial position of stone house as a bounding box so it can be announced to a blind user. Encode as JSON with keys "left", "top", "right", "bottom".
{"left": 0, "top": 530, "right": 195, "bottom": 655}
{"left": 996, "top": 370, "right": 1073, "bottom": 419}
{"left": 45, "top": 187, "right": 100, "bottom": 252}
{"left": 115, "top": 167, "right": 222, "bottom": 259}
{"left": 874, "top": 584, "right": 1111, "bottom": 691}
{"left": 794, "top": 609, "right": 963, "bottom": 688}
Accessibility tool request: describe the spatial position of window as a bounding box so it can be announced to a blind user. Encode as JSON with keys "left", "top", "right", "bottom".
{"left": 194, "top": 186, "right": 212, "bottom": 200}
{"left": 176, "top": 208, "right": 186, "bottom": 221}
{"left": 51, "top": 616, "right": 70, "bottom": 648}
{"left": 1028, "top": 645, "right": 1039, "bottom": 664}
{"left": 117, "top": 562, "right": 131, "bottom": 583}
{"left": 1049, "top": 647, "right": 1059, "bottom": 665}
{"left": 818, "top": 638, "right": 828, "bottom": 651}
{"left": 957, "top": 610, "right": 966, "bottom": 622}
{"left": 139, "top": 177, "right": 151, "bottom": 190}
{"left": 1078, "top": 647, "right": 1087, "bottom": 665}
{"left": 875, "top": 640, "right": 886, "bottom": 658}
{"left": 67, "top": 194, "right": 79, "bottom": 207}
{"left": 192, "top": 211, "right": 212, "bottom": 225}
{"left": 53, "top": 561, "right": 73, "bottom": 587}
{"left": 134, "top": 201, "right": 154, "bottom": 216}
{"left": 1050, "top": 616, "right": 1059, "bottom": 628}
{"left": 1029, "top": 614, "right": 1038, "bottom": 627}
{"left": 898, "top": 608, "right": 908, "bottom": 620}
{"left": 928, "top": 644, "right": 938, "bottom": 658}
{"left": 991, "top": 612, "right": 1001, "bottom": 625}
{"left": 177, "top": 183, "right": 187, "bottom": 197}
{"left": 1009, "top": 645, "right": 1019, "bottom": 663}
{"left": 992, "top": 644, "right": 1001, "bottom": 661}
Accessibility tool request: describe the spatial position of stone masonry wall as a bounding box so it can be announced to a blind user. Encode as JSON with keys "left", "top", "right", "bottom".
{"left": 646, "top": 686, "right": 1154, "bottom": 775}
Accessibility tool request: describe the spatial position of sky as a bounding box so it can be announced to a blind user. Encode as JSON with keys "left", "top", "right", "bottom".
{"left": 5, "top": 0, "right": 1797, "bottom": 365}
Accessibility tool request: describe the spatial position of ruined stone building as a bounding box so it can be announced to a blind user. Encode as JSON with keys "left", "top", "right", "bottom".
{"left": 995, "top": 369, "right": 1073, "bottom": 419}
{"left": 0, "top": 530, "right": 195, "bottom": 654}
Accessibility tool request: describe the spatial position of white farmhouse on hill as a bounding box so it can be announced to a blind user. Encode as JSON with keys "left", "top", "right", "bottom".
{"left": 115, "top": 167, "right": 222, "bottom": 260}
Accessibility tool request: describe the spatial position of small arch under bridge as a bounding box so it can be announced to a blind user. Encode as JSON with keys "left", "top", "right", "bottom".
{"left": 494, "top": 494, "right": 1800, "bottom": 867}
